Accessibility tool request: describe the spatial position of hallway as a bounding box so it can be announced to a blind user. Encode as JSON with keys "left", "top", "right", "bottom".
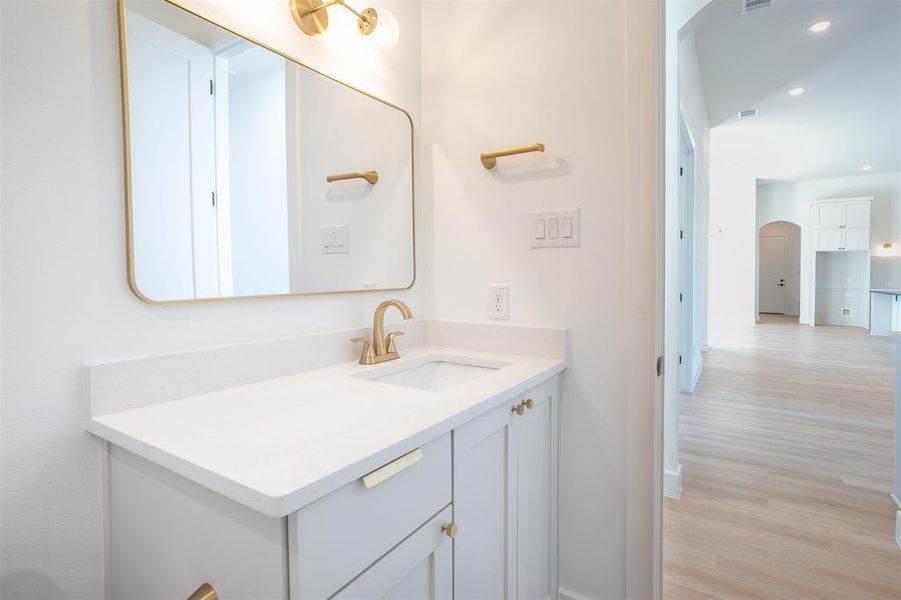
{"left": 664, "top": 315, "right": 901, "bottom": 599}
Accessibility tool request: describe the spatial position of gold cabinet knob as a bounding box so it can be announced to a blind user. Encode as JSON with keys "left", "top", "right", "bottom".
{"left": 441, "top": 522, "right": 458, "bottom": 538}
{"left": 188, "top": 583, "right": 217, "bottom": 600}
{"left": 524, "top": 398, "right": 535, "bottom": 410}
{"left": 512, "top": 401, "right": 524, "bottom": 416}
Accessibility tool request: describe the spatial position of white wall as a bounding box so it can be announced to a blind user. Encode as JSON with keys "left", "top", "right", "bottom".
{"left": 422, "top": 2, "right": 660, "bottom": 598}
{"left": 707, "top": 155, "right": 758, "bottom": 341}
{"left": 0, "top": 1, "right": 424, "bottom": 597}
{"left": 756, "top": 172, "right": 901, "bottom": 325}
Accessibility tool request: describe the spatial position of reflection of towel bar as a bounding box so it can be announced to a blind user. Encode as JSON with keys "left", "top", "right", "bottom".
{"left": 480, "top": 143, "right": 545, "bottom": 170}
{"left": 327, "top": 171, "right": 379, "bottom": 185}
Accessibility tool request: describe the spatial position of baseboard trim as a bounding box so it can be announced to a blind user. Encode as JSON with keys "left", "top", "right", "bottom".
{"left": 895, "top": 510, "right": 901, "bottom": 550}
{"left": 664, "top": 464, "right": 682, "bottom": 499}
{"left": 559, "top": 586, "right": 595, "bottom": 600}
{"left": 690, "top": 357, "right": 703, "bottom": 391}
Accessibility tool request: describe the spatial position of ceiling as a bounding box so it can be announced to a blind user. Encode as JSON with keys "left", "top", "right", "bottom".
{"left": 687, "top": 0, "right": 901, "bottom": 181}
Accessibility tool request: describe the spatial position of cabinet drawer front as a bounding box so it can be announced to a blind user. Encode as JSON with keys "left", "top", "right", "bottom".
{"left": 333, "top": 506, "right": 453, "bottom": 599}
{"left": 289, "top": 433, "right": 451, "bottom": 600}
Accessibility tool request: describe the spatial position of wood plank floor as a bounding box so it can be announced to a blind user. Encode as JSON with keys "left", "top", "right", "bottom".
{"left": 664, "top": 315, "right": 901, "bottom": 599}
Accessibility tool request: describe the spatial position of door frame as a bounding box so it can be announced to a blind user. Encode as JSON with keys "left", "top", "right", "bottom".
{"left": 759, "top": 234, "right": 787, "bottom": 315}
{"left": 677, "top": 117, "right": 696, "bottom": 392}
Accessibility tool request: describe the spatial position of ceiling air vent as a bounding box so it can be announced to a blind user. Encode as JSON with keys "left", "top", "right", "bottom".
{"left": 739, "top": 109, "right": 759, "bottom": 119}
{"left": 742, "top": 0, "right": 774, "bottom": 14}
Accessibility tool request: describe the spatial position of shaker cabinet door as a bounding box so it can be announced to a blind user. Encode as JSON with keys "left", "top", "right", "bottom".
{"left": 516, "top": 378, "right": 558, "bottom": 600}
{"left": 453, "top": 400, "right": 517, "bottom": 599}
{"left": 333, "top": 507, "right": 453, "bottom": 600}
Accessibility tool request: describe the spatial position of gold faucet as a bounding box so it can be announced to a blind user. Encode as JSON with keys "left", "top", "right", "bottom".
{"left": 352, "top": 300, "right": 413, "bottom": 364}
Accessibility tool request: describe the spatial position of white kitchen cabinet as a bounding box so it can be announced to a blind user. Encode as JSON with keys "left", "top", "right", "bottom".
{"left": 814, "top": 201, "right": 844, "bottom": 229}
{"left": 813, "top": 198, "right": 871, "bottom": 252}
{"left": 333, "top": 507, "right": 453, "bottom": 600}
{"left": 453, "top": 376, "right": 559, "bottom": 599}
{"left": 843, "top": 228, "right": 870, "bottom": 251}
{"left": 844, "top": 200, "right": 871, "bottom": 228}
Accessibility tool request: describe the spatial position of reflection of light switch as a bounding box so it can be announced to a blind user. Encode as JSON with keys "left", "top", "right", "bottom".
{"left": 547, "top": 218, "right": 559, "bottom": 239}
{"left": 321, "top": 225, "right": 349, "bottom": 254}
{"left": 535, "top": 218, "right": 546, "bottom": 239}
{"left": 561, "top": 217, "right": 573, "bottom": 238}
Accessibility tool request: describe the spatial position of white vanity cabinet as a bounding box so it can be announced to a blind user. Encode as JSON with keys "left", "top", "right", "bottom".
{"left": 453, "top": 377, "right": 559, "bottom": 599}
{"left": 103, "top": 371, "right": 560, "bottom": 600}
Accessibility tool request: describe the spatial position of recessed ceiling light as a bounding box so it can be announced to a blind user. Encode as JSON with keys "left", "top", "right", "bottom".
{"left": 809, "top": 20, "right": 831, "bottom": 33}
{"left": 788, "top": 87, "right": 806, "bottom": 96}
{"left": 861, "top": 164, "right": 873, "bottom": 171}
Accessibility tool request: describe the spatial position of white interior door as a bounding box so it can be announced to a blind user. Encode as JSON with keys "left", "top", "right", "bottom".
{"left": 759, "top": 235, "right": 787, "bottom": 314}
{"left": 127, "top": 11, "right": 219, "bottom": 300}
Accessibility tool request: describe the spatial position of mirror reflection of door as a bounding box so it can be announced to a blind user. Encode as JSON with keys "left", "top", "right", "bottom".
{"left": 759, "top": 235, "right": 786, "bottom": 314}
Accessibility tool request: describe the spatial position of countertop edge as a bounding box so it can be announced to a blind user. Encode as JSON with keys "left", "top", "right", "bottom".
{"left": 90, "top": 359, "right": 567, "bottom": 517}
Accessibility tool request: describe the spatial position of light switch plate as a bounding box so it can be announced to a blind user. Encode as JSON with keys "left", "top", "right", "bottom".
{"left": 531, "top": 209, "right": 580, "bottom": 248}
{"left": 490, "top": 284, "right": 510, "bottom": 320}
{"left": 321, "top": 225, "right": 349, "bottom": 254}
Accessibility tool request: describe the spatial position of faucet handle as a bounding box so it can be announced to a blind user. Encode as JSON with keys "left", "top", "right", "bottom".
{"left": 385, "top": 331, "right": 405, "bottom": 354}
{"left": 351, "top": 337, "right": 375, "bottom": 364}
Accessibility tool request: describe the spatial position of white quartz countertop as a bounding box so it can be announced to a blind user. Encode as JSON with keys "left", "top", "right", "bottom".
{"left": 88, "top": 346, "right": 565, "bottom": 517}
{"left": 871, "top": 289, "right": 901, "bottom": 294}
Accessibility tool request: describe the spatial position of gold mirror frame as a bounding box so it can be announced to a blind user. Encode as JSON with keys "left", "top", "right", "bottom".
{"left": 117, "top": 0, "right": 415, "bottom": 304}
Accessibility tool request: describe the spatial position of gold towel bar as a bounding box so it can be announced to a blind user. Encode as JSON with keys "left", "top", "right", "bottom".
{"left": 327, "top": 171, "right": 379, "bottom": 185}
{"left": 187, "top": 583, "right": 217, "bottom": 600}
{"left": 480, "top": 143, "right": 545, "bottom": 170}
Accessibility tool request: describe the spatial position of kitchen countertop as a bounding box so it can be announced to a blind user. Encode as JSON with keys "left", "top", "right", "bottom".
{"left": 871, "top": 289, "right": 901, "bottom": 295}
{"left": 88, "top": 345, "right": 565, "bottom": 517}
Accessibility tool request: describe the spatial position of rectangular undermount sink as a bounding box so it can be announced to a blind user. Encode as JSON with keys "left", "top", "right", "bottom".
{"left": 353, "top": 355, "right": 509, "bottom": 391}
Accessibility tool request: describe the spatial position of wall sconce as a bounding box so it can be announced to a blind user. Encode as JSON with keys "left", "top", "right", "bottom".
{"left": 882, "top": 242, "right": 894, "bottom": 256}
{"left": 290, "top": 0, "right": 378, "bottom": 36}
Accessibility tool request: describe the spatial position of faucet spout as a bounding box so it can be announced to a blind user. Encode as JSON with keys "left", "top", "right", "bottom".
{"left": 372, "top": 299, "right": 413, "bottom": 357}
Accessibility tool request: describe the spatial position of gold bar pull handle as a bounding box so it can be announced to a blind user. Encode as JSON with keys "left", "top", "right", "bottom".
{"left": 326, "top": 170, "right": 379, "bottom": 185}
{"left": 361, "top": 448, "right": 423, "bottom": 488}
{"left": 188, "top": 583, "right": 217, "bottom": 600}
{"left": 480, "top": 143, "right": 545, "bottom": 170}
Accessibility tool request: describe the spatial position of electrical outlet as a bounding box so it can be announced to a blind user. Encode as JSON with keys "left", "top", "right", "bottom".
{"left": 490, "top": 284, "right": 510, "bottom": 320}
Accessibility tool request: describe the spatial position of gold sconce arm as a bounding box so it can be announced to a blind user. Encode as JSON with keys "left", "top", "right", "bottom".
{"left": 291, "top": 0, "right": 378, "bottom": 36}
{"left": 480, "top": 143, "right": 545, "bottom": 170}
{"left": 327, "top": 171, "right": 379, "bottom": 185}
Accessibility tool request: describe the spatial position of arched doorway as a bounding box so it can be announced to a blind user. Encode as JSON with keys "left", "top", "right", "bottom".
{"left": 758, "top": 220, "right": 801, "bottom": 318}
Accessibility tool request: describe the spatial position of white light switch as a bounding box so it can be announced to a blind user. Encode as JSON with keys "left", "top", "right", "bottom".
{"left": 531, "top": 209, "right": 580, "bottom": 248}
{"left": 547, "top": 218, "right": 559, "bottom": 239}
{"left": 321, "top": 225, "right": 349, "bottom": 253}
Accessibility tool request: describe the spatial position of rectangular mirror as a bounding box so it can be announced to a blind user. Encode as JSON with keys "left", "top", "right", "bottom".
{"left": 119, "top": 0, "right": 414, "bottom": 302}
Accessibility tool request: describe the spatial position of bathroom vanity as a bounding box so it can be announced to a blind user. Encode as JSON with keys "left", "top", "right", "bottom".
{"left": 87, "top": 320, "right": 566, "bottom": 599}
